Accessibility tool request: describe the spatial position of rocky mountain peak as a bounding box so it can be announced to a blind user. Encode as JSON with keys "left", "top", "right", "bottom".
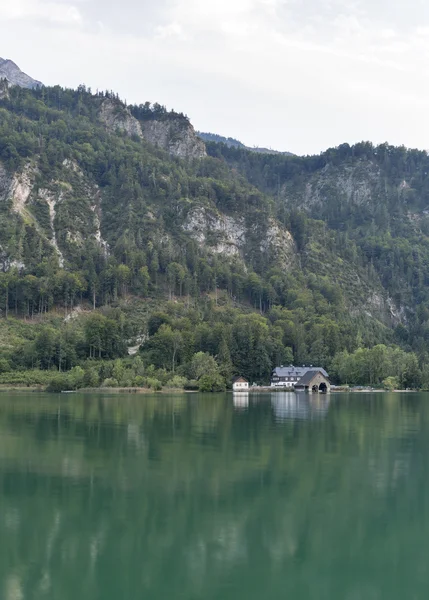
{"left": 141, "top": 117, "right": 206, "bottom": 160}
{"left": 98, "top": 97, "right": 206, "bottom": 160}
{"left": 98, "top": 98, "right": 143, "bottom": 139}
{"left": 0, "top": 58, "right": 42, "bottom": 89}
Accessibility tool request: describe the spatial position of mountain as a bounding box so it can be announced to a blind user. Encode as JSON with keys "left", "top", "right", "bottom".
{"left": 197, "top": 131, "right": 294, "bottom": 156}
{"left": 0, "top": 83, "right": 427, "bottom": 390}
{"left": 0, "top": 58, "right": 42, "bottom": 89}
{"left": 98, "top": 97, "right": 206, "bottom": 159}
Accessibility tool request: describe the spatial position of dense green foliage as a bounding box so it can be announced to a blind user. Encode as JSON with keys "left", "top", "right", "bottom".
{"left": 0, "top": 85, "right": 429, "bottom": 389}
{"left": 207, "top": 140, "right": 429, "bottom": 346}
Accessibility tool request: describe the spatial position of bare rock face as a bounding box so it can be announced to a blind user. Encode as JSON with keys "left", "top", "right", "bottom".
{"left": 141, "top": 118, "right": 207, "bottom": 159}
{"left": 183, "top": 207, "right": 296, "bottom": 268}
{"left": 99, "top": 99, "right": 143, "bottom": 139}
{"left": 264, "top": 220, "right": 296, "bottom": 268}
{"left": 281, "top": 161, "right": 382, "bottom": 210}
{"left": 98, "top": 98, "right": 206, "bottom": 159}
{"left": 183, "top": 207, "right": 245, "bottom": 257}
{"left": 0, "top": 158, "right": 109, "bottom": 271}
{"left": 0, "top": 58, "right": 42, "bottom": 89}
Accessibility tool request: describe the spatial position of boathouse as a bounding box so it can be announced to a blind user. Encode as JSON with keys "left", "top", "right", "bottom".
{"left": 232, "top": 376, "right": 249, "bottom": 392}
{"left": 294, "top": 370, "right": 330, "bottom": 393}
{"left": 271, "top": 366, "right": 329, "bottom": 388}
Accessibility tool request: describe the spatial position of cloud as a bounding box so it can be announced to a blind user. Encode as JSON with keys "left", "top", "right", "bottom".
{"left": 0, "top": 0, "right": 82, "bottom": 24}
{"left": 155, "top": 22, "right": 188, "bottom": 41}
{"left": 2, "top": 0, "right": 429, "bottom": 154}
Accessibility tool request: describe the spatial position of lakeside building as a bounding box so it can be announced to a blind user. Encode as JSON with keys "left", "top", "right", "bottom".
{"left": 294, "top": 370, "right": 330, "bottom": 393}
{"left": 271, "top": 366, "right": 330, "bottom": 392}
{"left": 232, "top": 376, "right": 249, "bottom": 392}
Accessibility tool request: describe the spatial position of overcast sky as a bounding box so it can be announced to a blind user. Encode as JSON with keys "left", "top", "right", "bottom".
{"left": 1, "top": 0, "right": 429, "bottom": 154}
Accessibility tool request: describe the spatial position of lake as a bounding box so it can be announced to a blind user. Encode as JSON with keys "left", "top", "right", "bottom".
{"left": 0, "top": 391, "right": 428, "bottom": 599}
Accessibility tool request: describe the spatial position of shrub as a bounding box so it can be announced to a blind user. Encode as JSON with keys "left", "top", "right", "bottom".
{"left": 0, "top": 370, "right": 54, "bottom": 386}
{"left": 83, "top": 366, "right": 100, "bottom": 388}
{"left": 102, "top": 378, "right": 119, "bottom": 388}
{"left": 198, "top": 374, "right": 226, "bottom": 393}
{"left": 0, "top": 358, "right": 11, "bottom": 373}
{"left": 184, "top": 379, "right": 199, "bottom": 391}
{"left": 68, "top": 366, "right": 85, "bottom": 390}
{"left": 47, "top": 374, "right": 72, "bottom": 393}
{"left": 146, "top": 377, "right": 162, "bottom": 391}
{"left": 165, "top": 375, "right": 187, "bottom": 389}
{"left": 133, "top": 375, "right": 145, "bottom": 387}
{"left": 383, "top": 376, "right": 399, "bottom": 391}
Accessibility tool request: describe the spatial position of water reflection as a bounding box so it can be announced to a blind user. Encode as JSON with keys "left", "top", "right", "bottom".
{"left": 0, "top": 392, "right": 427, "bottom": 600}
{"left": 233, "top": 392, "right": 249, "bottom": 409}
{"left": 271, "top": 392, "right": 330, "bottom": 421}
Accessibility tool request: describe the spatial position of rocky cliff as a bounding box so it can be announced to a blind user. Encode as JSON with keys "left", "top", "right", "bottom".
{"left": 183, "top": 207, "right": 296, "bottom": 269}
{"left": 0, "top": 154, "right": 293, "bottom": 279}
{"left": 279, "top": 161, "right": 383, "bottom": 211}
{"left": 98, "top": 98, "right": 206, "bottom": 159}
{"left": 0, "top": 159, "right": 108, "bottom": 271}
{"left": 141, "top": 118, "right": 206, "bottom": 159}
{"left": 99, "top": 99, "right": 143, "bottom": 139}
{"left": 0, "top": 58, "right": 42, "bottom": 89}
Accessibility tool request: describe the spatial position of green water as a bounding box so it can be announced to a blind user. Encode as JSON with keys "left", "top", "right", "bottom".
{"left": 0, "top": 391, "right": 428, "bottom": 599}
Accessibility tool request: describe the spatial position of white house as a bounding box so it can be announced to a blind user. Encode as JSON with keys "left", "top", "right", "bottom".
{"left": 233, "top": 376, "right": 249, "bottom": 391}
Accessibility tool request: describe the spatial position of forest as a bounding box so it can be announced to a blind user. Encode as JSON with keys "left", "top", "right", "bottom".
{"left": 0, "top": 83, "right": 428, "bottom": 390}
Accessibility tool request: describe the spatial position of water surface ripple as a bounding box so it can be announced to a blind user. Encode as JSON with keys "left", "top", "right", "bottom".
{"left": 0, "top": 391, "right": 426, "bottom": 599}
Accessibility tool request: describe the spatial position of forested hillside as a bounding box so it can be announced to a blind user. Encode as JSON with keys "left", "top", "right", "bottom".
{"left": 0, "top": 82, "right": 427, "bottom": 390}
{"left": 197, "top": 131, "right": 294, "bottom": 155}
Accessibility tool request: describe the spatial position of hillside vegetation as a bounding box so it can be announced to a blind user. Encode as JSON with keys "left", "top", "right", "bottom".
{"left": 0, "top": 84, "right": 427, "bottom": 390}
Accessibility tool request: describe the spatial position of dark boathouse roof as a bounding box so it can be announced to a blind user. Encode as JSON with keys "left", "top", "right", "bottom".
{"left": 295, "top": 370, "right": 329, "bottom": 386}
{"left": 272, "top": 366, "right": 329, "bottom": 379}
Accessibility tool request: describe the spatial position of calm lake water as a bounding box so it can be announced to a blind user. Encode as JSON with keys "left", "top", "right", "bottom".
{"left": 0, "top": 391, "right": 428, "bottom": 599}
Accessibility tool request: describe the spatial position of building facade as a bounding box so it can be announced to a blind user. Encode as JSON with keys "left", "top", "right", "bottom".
{"left": 233, "top": 376, "right": 249, "bottom": 391}
{"left": 294, "top": 370, "right": 330, "bottom": 393}
{"left": 271, "top": 366, "right": 329, "bottom": 389}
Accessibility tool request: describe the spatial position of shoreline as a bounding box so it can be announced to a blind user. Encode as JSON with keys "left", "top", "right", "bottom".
{"left": 0, "top": 385, "right": 420, "bottom": 395}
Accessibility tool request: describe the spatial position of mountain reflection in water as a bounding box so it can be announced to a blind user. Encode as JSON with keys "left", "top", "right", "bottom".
{"left": 0, "top": 391, "right": 427, "bottom": 600}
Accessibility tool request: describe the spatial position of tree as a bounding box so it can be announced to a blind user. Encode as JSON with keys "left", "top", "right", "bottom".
{"left": 198, "top": 373, "right": 226, "bottom": 392}
{"left": 383, "top": 376, "right": 399, "bottom": 391}
{"left": 85, "top": 313, "right": 106, "bottom": 358}
{"left": 167, "top": 262, "right": 186, "bottom": 299}
{"left": 189, "top": 352, "right": 219, "bottom": 381}
{"left": 148, "top": 325, "right": 184, "bottom": 372}
{"left": 137, "top": 266, "right": 150, "bottom": 297}
{"left": 83, "top": 365, "right": 100, "bottom": 388}
{"left": 34, "top": 327, "right": 57, "bottom": 369}
{"left": 68, "top": 366, "right": 85, "bottom": 390}
{"left": 217, "top": 335, "right": 233, "bottom": 382}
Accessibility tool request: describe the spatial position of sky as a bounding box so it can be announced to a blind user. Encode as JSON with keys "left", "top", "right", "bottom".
{"left": 1, "top": 0, "right": 429, "bottom": 155}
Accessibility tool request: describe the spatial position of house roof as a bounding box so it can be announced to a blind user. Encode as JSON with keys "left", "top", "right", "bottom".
{"left": 233, "top": 376, "right": 248, "bottom": 383}
{"left": 272, "top": 366, "right": 329, "bottom": 378}
{"left": 296, "top": 370, "right": 329, "bottom": 386}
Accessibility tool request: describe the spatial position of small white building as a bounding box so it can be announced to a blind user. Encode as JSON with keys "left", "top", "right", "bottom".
{"left": 233, "top": 376, "right": 249, "bottom": 391}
